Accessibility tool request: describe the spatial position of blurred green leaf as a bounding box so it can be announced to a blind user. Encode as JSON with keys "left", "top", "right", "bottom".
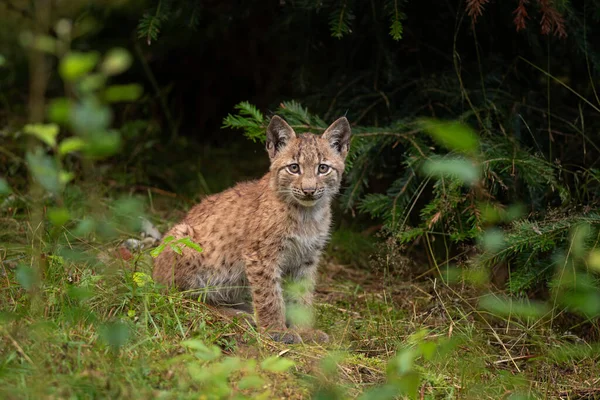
{"left": 59, "top": 51, "right": 99, "bottom": 81}
{"left": 100, "top": 321, "right": 130, "bottom": 351}
{"left": 70, "top": 98, "right": 112, "bottom": 134}
{"left": 260, "top": 356, "right": 295, "bottom": 373}
{"left": 570, "top": 223, "right": 592, "bottom": 258}
{"left": 58, "top": 137, "right": 86, "bottom": 156}
{"left": 47, "top": 207, "right": 70, "bottom": 226}
{"left": 0, "top": 54, "right": 6, "bottom": 67}
{"left": 16, "top": 264, "right": 37, "bottom": 290}
{"left": 479, "top": 294, "right": 549, "bottom": 318}
{"left": 23, "top": 123, "right": 59, "bottom": 147}
{"left": 559, "top": 290, "right": 600, "bottom": 318}
{"left": 101, "top": 48, "right": 133, "bottom": 75}
{"left": 237, "top": 375, "right": 264, "bottom": 390}
{"left": 182, "top": 339, "right": 222, "bottom": 361}
{"left": 59, "top": 171, "right": 75, "bottom": 184}
{"left": 286, "top": 303, "right": 313, "bottom": 328}
{"left": 47, "top": 98, "right": 72, "bottom": 124}
{"left": 358, "top": 384, "right": 399, "bottom": 400}
{"left": 0, "top": 178, "right": 11, "bottom": 195}
{"left": 104, "top": 84, "right": 143, "bottom": 102}
{"left": 589, "top": 250, "right": 600, "bottom": 273}
{"left": 389, "top": 348, "right": 416, "bottom": 375}
{"left": 480, "top": 228, "right": 505, "bottom": 252}
{"left": 422, "top": 157, "right": 480, "bottom": 186}
{"left": 83, "top": 130, "right": 122, "bottom": 158}
{"left": 420, "top": 119, "right": 479, "bottom": 154}
{"left": 73, "top": 218, "right": 96, "bottom": 237}
{"left": 32, "top": 35, "right": 57, "bottom": 53}
{"left": 67, "top": 286, "right": 94, "bottom": 303}
{"left": 26, "top": 149, "right": 61, "bottom": 194}
{"left": 418, "top": 341, "right": 437, "bottom": 360}
{"left": 397, "top": 371, "right": 421, "bottom": 399}
{"left": 79, "top": 73, "right": 107, "bottom": 93}
{"left": 320, "top": 352, "right": 346, "bottom": 377}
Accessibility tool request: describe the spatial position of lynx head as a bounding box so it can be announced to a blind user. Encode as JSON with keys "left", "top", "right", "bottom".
{"left": 266, "top": 115, "right": 351, "bottom": 208}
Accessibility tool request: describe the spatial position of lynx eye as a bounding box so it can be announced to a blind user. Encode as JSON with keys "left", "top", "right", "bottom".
{"left": 287, "top": 163, "right": 300, "bottom": 174}
{"left": 318, "top": 164, "right": 331, "bottom": 174}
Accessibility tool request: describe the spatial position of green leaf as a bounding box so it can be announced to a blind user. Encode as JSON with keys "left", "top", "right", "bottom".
{"left": 176, "top": 236, "right": 203, "bottom": 253}
{"left": 70, "top": 98, "right": 112, "bottom": 134}
{"left": 286, "top": 303, "right": 313, "bottom": 328}
{"left": 26, "top": 149, "right": 61, "bottom": 194}
{"left": 422, "top": 157, "right": 480, "bottom": 186}
{"left": 0, "top": 178, "right": 11, "bottom": 195}
{"left": 397, "top": 371, "right": 421, "bottom": 399}
{"left": 47, "top": 98, "right": 71, "bottom": 124}
{"left": 420, "top": 119, "right": 479, "bottom": 154}
{"left": 150, "top": 243, "right": 167, "bottom": 258}
{"left": 480, "top": 228, "right": 505, "bottom": 253}
{"left": 73, "top": 218, "right": 96, "bottom": 237}
{"left": 16, "top": 264, "right": 37, "bottom": 290}
{"left": 358, "top": 384, "right": 399, "bottom": 400}
{"left": 101, "top": 48, "right": 133, "bottom": 75}
{"left": 23, "top": 123, "right": 59, "bottom": 147}
{"left": 79, "top": 73, "right": 106, "bottom": 93}
{"left": 260, "top": 356, "right": 295, "bottom": 373}
{"left": 237, "top": 375, "right": 265, "bottom": 390}
{"left": 104, "top": 84, "right": 143, "bottom": 103}
{"left": 100, "top": 321, "right": 130, "bottom": 351}
{"left": 59, "top": 171, "right": 75, "bottom": 184}
{"left": 170, "top": 244, "right": 182, "bottom": 255}
{"left": 59, "top": 51, "right": 99, "bottom": 81}
{"left": 58, "top": 137, "right": 86, "bottom": 156}
{"left": 163, "top": 235, "right": 175, "bottom": 244}
{"left": 181, "top": 339, "right": 222, "bottom": 361}
{"left": 479, "top": 294, "right": 550, "bottom": 318}
{"left": 83, "top": 130, "right": 122, "bottom": 158}
{"left": 47, "top": 207, "right": 70, "bottom": 226}
{"left": 418, "top": 341, "right": 437, "bottom": 360}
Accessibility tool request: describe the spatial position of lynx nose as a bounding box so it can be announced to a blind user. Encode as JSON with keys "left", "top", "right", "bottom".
{"left": 302, "top": 187, "right": 316, "bottom": 196}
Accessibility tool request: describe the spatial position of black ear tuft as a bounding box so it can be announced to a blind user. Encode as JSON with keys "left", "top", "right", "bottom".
{"left": 266, "top": 116, "right": 296, "bottom": 159}
{"left": 322, "top": 117, "right": 351, "bottom": 157}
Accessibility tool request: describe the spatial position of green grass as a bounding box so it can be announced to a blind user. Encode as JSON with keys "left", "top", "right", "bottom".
{"left": 1, "top": 199, "right": 600, "bottom": 399}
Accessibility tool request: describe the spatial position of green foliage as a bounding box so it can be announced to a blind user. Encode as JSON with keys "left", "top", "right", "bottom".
{"left": 329, "top": 1, "right": 355, "bottom": 39}
{"left": 150, "top": 235, "right": 203, "bottom": 257}
{"left": 137, "top": 1, "right": 170, "bottom": 45}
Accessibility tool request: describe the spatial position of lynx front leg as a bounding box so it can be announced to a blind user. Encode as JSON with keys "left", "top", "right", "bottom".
{"left": 287, "top": 258, "right": 329, "bottom": 344}
{"left": 246, "top": 260, "right": 302, "bottom": 344}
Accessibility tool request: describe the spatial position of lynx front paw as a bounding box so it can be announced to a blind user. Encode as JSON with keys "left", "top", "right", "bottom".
{"left": 300, "top": 329, "right": 329, "bottom": 344}
{"left": 268, "top": 330, "right": 303, "bottom": 344}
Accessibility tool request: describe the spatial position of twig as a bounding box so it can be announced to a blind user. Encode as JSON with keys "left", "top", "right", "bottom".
{"left": 493, "top": 354, "right": 537, "bottom": 364}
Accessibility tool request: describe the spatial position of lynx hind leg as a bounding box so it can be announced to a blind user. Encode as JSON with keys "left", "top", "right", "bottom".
{"left": 152, "top": 223, "right": 200, "bottom": 288}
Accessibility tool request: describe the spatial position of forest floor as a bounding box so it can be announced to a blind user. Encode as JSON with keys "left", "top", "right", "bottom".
{"left": 1, "top": 197, "right": 599, "bottom": 399}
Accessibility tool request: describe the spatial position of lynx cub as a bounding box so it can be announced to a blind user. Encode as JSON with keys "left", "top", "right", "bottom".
{"left": 153, "top": 116, "right": 351, "bottom": 343}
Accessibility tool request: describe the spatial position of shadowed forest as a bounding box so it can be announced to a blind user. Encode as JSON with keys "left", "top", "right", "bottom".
{"left": 2, "top": 0, "right": 600, "bottom": 398}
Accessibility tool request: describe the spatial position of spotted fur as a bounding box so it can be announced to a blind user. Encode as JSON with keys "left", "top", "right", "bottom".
{"left": 152, "top": 116, "right": 351, "bottom": 342}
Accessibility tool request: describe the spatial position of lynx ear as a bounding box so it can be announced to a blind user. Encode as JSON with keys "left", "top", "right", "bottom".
{"left": 322, "top": 117, "right": 351, "bottom": 157}
{"left": 266, "top": 116, "right": 296, "bottom": 159}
